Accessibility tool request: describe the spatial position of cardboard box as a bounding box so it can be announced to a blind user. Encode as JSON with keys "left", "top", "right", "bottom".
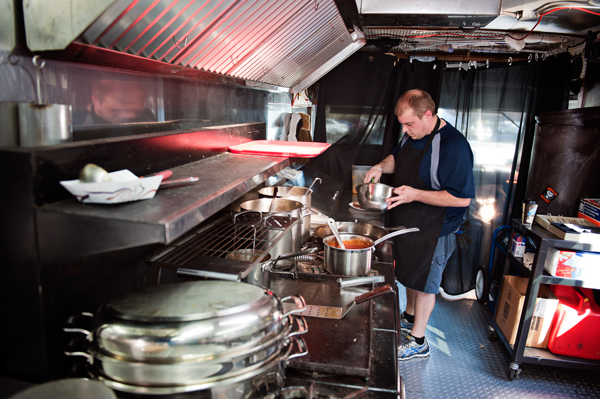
{"left": 578, "top": 198, "right": 600, "bottom": 227}
{"left": 544, "top": 248, "right": 600, "bottom": 282}
{"left": 495, "top": 276, "right": 558, "bottom": 348}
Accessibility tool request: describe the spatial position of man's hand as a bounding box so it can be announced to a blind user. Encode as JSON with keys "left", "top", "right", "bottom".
{"left": 386, "top": 186, "right": 471, "bottom": 209}
{"left": 386, "top": 186, "right": 418, "bottom": 209}
{"left": 364, "top": 167, "right": 382, "bottom": 183}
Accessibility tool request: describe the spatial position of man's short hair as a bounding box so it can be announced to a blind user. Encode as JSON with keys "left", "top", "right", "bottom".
{"left": 92, "top": 79, "right": 146, "bottom": 103}
{"left": 395, "top": 89, "right": 436, "bottom": 119}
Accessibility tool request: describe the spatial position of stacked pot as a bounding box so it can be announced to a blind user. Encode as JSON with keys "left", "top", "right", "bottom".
{"left": 65, "top": 281, "right": 308, "bottom": 398}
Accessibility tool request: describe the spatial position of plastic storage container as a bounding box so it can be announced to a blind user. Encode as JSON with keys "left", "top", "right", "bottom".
{"left": 547, "top": 285, "right": 600, "bottom": 360}
{"left": 351, "top": 165, "right": 371, "bottom": 194}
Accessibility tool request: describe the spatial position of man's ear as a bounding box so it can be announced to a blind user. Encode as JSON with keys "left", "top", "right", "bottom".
{"left": 423, "top": 109, "right": 433, "bottom": 120}
{"left": 91, "top": 94, "right": 100, "bottom": 107}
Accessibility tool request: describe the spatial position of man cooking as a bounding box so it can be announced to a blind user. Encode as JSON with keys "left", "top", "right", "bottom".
{"left": 363, "top": 89, "right": 474, "bottom": 361}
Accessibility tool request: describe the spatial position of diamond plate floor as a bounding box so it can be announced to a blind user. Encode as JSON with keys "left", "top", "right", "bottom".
{"left": 397, "top": 282, "right": 600, "bottom": 399}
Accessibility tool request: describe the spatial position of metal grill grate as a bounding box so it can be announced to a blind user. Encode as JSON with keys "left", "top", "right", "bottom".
{"left": 148, "top": 211, "right": 298, "bottom": 268}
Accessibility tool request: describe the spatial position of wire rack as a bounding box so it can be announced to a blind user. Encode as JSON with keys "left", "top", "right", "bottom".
{"left": 148, "top": 211, "right": 299, "bottom": 268}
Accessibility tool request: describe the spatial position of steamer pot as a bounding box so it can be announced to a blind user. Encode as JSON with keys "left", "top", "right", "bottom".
{"left": 90, "top": 337, "right": 307, "bottom": 397}
{"left": 64, "top": 281, "right": 308, "bottom": 388}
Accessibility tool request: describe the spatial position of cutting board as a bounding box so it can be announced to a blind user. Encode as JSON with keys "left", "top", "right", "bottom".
{"left": 229, "top": 140, "right": 330, "bottom": 158}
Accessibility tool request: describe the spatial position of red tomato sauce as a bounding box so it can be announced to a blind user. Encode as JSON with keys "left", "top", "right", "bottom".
{"left": 330, "top": 238, "right": 371, "bottom": 249}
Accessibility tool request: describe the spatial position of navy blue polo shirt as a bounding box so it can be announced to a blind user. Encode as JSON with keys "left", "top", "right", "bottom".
{"left": 392, "top": 121, "right": 475, "bottom": 236}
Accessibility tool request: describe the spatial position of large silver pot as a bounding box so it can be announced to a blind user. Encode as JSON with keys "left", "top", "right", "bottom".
{"left": 323, "top": 233, "right": 374, "bottom": 276}
{"left": 323, "top": 228, "right": 420, "bottom": 276}
{"left": 65, "top": 281, "right": 308, "bottom": 389}
{"left": 239, "top": 199, "right": 304, "bottom": 258}
{"left": 258, "top": 187, "right": 313, "bottom": 243}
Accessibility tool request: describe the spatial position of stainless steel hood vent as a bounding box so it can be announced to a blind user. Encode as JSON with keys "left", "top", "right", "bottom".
{"left": 25, "top": 0, "right": 366, "bottom": 93}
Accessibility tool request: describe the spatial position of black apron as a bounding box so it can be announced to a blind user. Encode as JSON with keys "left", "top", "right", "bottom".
{"left": 388, "top": 118, "right": 447, "bottom": 292}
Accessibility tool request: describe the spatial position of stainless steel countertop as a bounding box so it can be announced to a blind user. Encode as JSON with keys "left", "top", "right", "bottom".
{"left": 36, "top": 153, "right": 292, "bottom": 262}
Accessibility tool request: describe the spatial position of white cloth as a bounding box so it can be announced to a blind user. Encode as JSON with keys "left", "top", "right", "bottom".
{"left": 287, "top": 113, "right": 302, "bottom": 141}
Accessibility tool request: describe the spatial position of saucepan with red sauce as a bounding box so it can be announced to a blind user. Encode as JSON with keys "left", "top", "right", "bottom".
{"left": 323, "top": 228, "right": 420, "bottom": 276}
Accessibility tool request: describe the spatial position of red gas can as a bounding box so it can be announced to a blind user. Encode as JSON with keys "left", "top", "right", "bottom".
{"left": 547, "top": 285, "right": 600, "bottom": 360}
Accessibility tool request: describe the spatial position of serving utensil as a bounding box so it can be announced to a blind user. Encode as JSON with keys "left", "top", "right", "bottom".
{"left": 327, "top": 218, "right": 346, "bottom": 249}
{"left": 293, "top": 284, "right": 393, "bottom": 319}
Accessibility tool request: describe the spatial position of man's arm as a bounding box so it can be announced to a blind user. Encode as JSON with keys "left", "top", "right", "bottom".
{"left": 364, "top": 154, "right": 396, "bottom": 183}
{"left": 387, "top": 186, "right": 471, "bottom": 210}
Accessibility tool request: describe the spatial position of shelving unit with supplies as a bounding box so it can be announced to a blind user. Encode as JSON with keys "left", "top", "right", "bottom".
{"left": 489, "top": 219, "right": 600, "bottom": 380}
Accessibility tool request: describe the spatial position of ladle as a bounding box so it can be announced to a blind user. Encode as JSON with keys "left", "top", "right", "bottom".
{"left": 268, "top": 186, "right": 278, "bottom": 213}
{"left": 307, "top": 177, "right": 322, "bottom": 192}
{"left": 327, "top": 218, "right": 346, "bottom": 249}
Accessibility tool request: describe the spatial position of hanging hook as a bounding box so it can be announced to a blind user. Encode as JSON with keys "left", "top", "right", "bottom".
{"left": 433, "top": 64, "right": 437, "bottom": 70}
{"left": 486, "top": 59, "right": 489, "bottom": 68}
{"left": 32, "top": 55, "right": 45, "bottom": 69}
{"left": 473, "top": 61, "right": 477, "bottom": 69}
{"left": 459, "top": 61, "right": 462, "bottom": 69}
{"left": 528, "top": 54, "right": 532, "bottom": 63}
{"left": 508, "top": 56, "right": 512, "bottom": 66}
{"left": 535, "top": 53, "right": 539, "bottom": 61}
{"left": 32, "top": 55, "right": 46, "bottom": 105}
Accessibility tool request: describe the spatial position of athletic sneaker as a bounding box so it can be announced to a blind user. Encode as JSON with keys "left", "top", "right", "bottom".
{"left": 400, "top": 312, "right": 413, "bottom": 334}
{"left": 398, "top": 335, "right": 429, "bottom": 361}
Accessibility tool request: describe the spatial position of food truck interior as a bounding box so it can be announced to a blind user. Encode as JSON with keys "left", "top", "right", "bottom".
{"left": 1, "top": 0, "right": 600, "bottom": 398}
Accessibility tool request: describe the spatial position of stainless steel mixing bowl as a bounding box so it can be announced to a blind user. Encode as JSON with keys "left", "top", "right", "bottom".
{"left": 355, "top": 183, "right": 393, "bottom": 211}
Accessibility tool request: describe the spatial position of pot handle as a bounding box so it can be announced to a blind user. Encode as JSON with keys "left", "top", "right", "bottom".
{"left": 63, "top": 327, "right": 93, "bottom": 341}
{"left": 301, "top": 206, "right": 313, "bottom": 218}
{"left": 285, "top": 336, "right": 309, "bottom": 362}
{"left": 354, "top": 284, "right": 393, "bottom": 305}
{"left": 63, "top": 312, "right": 94, "bottom": 341}
{"left": 281, "top": 294, "right": 307, "bottom": 317}
{"left": 64, "top": 351, "right": 94, "bottom": 364}
{"left": 286, "top": 315, "right": 309, "bottom": 339}
{"left": 373, "top": 227, "right": 420, "bottom": 246}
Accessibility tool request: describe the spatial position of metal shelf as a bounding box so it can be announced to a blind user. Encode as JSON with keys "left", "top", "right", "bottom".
{"left": 491, "top": 219, "right": 600, "bottom": 380}
{"left": 36, "top": 153, "right": 292, "bottom": 262}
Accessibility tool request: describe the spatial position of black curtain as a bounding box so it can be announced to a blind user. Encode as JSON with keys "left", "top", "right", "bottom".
{"left": 311, "top": 52, "right": 443, "bottom": 187}
{"left": 439, "top": 53, "right": 571, "bottom": 295}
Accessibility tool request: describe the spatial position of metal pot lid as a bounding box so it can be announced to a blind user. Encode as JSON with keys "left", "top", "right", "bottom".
{"left": 107, "top": 281, "right": 273, "bottom": 322}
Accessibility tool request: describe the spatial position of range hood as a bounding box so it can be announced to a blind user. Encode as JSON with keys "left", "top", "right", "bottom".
{"left": 23, "top": 0, "right": 366, "bottom": 93}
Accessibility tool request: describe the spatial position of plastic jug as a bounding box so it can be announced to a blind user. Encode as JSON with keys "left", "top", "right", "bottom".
{"left": 547, "top": 286, "right": 600, "bottom": 360}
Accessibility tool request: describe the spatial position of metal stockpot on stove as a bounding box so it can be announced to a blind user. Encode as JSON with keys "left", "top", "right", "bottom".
{"left": 258, "top": 187, "right": 313, "bottom": 243}
{"left": 323, "top": 228, "right": 420, "bottom": 276}
{"left": 64, "top": 281, "right": 308, "bottom": 395}
{"left": 239, "top": 198, "right": 304, "bottom": 256}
